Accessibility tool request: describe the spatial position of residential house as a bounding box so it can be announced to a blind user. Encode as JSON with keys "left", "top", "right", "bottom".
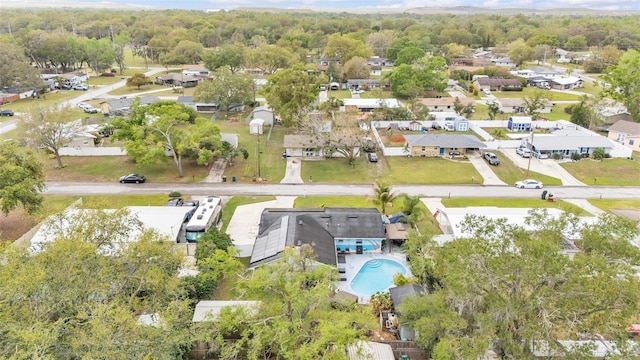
{"left": 548, "top": 76, "right": 583, "bottom": 90}
{"left": 176, "top": 96, "right": 218, "bottom": 113}
{"left": 65, "top": 132, "right": 97, "bottom": 148}
{"left": 473, "top": 78, "right": 522, "bottom": 92}
{"left": 419, "top": 97, "right": 475, "bottom": 113}
{"left": 367, "top": 56, "right": 394, "bottom": 67}
{"left": 526, "top": 127, "right": 614, "bottom": 159}
{"left": 490, "top": 57, "right": 515, "bottom": 68}
{"left": 154, "top": 73, "right": 206, "bottom": 88}
{"left": 527, "top": 67, "right": 561, "bottom": 77}
{"left": 182, "top": 65, "right": 209, "bottom": 76}
{"left": 389, "top": 284, "right": 426, "bottom": 341}
{"left": 249, "top": 208, "right": 387, "bottom": 267}
{"left": 251, "top": 105, "right": 275, "bottom": 125}
{"left": 369, "top": 64, "right": 382, "bottom": 76}
{"left": 497, "top": 98, "right": 552, "bottom": 114}
{"left": 283, "top": 134, "right": 360, "bottom": 158}
{"left": 346, "top": 79, "right": 380, "bottom": 90}
{"left": 342, "top": 98, "right": 400, "bottom": 112}
{"left": 100, "top": 96, "right": 159, "bottom": 116}
{"left": 59, "top": 71, "right": 88, "bottom": 87}
{"left": 403, "top": 134, "right": 486, "bottom": 157}
{"left": 607, "top": 120, "right": 640, "bottom": 151}
{"left": 600, "top": 106, "right": 632, "bottom": 124}
{"left": 507, "top": 116, "right": 533, "bottom": 132}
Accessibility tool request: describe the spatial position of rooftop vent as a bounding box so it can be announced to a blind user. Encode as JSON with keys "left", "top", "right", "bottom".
{"left": 197, "top": 215, "right": 203, "bottom": 220}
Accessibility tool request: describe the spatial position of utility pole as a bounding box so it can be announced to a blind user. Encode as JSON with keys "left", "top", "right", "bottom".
{"left": 525, "top": 131, "right": 534, "bottom": 178}
{"left": 257, "top": 133, "right": 261, "bottom": 180}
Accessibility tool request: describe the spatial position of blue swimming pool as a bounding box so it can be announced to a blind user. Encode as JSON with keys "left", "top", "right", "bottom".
{"left": 351, "top": 259, "right": 406, "bottom": 296}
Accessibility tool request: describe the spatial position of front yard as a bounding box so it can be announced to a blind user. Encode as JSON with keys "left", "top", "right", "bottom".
{"left": 491, "top": 152, "right": 562, "bottom": 186}
{"left": 301, "top": 155, "right": 482, "bottom": 185}
{"left": 560, "top": 158, "right": 640, "bottom": 186}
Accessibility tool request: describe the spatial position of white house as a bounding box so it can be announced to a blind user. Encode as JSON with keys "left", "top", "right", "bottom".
{"left": 342, "top": 98, "right": 400, "bottom": 112}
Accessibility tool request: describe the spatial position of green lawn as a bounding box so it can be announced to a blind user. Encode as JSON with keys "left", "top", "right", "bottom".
{"left": 80, "top": 194, "right": 175, "bottom": 209}
{"left": 491, "top": 152, "right": 562, "bottom": 186}
{"left": 381, "top": 157, "right": 482, "bottom": 184}
{"left": 441, "top": 197, "right": 591, "bottom": 216}
{"left": 41, "top": 154, "right": 211, "bottom": 183}
{"left": 35, "top": 196, "right": 81, "bottom": 221}
{"left": 326, "top": 90, "right": 352, "bottom": 99}
{"left": 220, "top": 196, "right": 275, "bottom": 233}
{"left": 302, "top": 156, "right": 482, "bottom": 184}
{"left": 588, "top": 199, "right": 640, "bottom": 211}
{"left": 1, "top": 91, "right": 83, "bottom": 113}
{"left": 544, "top": 103, "right": 572, "bottom": 121}
{"left": 216, "top": 119, "right": 292, "bottom": 183}
{"left": 122, "top": 48, "right": 162, "bottom": 68}
{"left": 560, "top": 158, "right": 640, "bottom": 186}
{"left": 107, "top": 84, "right": 165, "bottom": 96}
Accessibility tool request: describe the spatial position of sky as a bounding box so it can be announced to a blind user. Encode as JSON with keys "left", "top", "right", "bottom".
{"left": 3, "top": 0, "right": 640, "bottom": 11}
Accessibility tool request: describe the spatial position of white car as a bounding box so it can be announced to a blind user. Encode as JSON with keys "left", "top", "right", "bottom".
{"left": 352, "top": 89, "right": 365, "bottom": 94}
{"left": 73, "top": 84, "right": 89, "bottom": 91}
{"left": 516, "top": 147, "right": 531, "bottom": 158}
{"left": 515, "top": 179, "right": 543, "bottom": 189}
{"left": 77, "top": 102, "right": 90, "bottom": 110}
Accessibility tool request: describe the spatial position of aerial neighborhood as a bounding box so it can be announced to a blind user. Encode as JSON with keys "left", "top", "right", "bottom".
{"left": 1, "top": 5, "right": 640, "bottom": 360}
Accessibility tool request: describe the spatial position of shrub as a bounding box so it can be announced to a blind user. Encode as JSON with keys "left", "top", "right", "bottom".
{"left": 592, "top": 148, "right": 606, "bottom": 160}
{"left": 570, "top": 152, "right": 582, "bottom": 161}
{"left": 553, "top": 153, "right": 562, "bottom": 160}
{"left": 169, "top": 191, "right": 182, "bottom": 198}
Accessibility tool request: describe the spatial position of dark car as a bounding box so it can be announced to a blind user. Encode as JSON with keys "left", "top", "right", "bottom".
{"left": 0, "top": 110, "right": 14, "bottom": 116}
{"left": 431, "top": 123, "right": 442, "bottom": 130}
{"left": 119, "top": 174, "right": 146, "bottom": 183}
{"left": 183, "top": 200, "right": 200, "bottom": 207}
{"left": 165, "top": 197, "right": 184, "bottom": 206}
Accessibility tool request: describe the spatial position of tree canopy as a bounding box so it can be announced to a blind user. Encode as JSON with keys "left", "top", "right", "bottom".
{"left": 111, "top": 100, "right": 221, "bottom": 177}
{"left": 263, "top": 64, "right": 321, "bottom": 127}
{"left": 193, "top": 66, "right": 255, "bottom": 114}
{"left": 603, "top": 49, "right": 640, "bottom": 122}
{"left": 400, "top": 210, "right": 640, "bottom": 359}
{"left": 0, "top": 208, "right": 193, "bottom": 358}
{"left": 0, "top": 142, "right": 45, "bottom": 215}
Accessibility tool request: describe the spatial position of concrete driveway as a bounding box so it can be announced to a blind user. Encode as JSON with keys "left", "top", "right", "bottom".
{"left": 499, "top": 148, "right": 586, "bottom": 186}
{"left": 280, "top": 158, "right": 303, "bottom": 184}
{"left": 226, "top": 196, "right": 296, "bottom": 257}
{"left": 467, "top": 152, "right": 507, "bottom": 185}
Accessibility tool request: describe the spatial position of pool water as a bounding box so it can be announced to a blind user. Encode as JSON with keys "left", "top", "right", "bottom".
{"left": 351, "top": 259, "right": 406, "bottom": 296}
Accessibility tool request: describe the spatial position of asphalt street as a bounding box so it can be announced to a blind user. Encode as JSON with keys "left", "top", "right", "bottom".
{"left": 44, "top": 182, "right": 640, "bottom": 200}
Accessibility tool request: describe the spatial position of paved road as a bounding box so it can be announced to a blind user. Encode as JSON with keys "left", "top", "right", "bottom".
{"left": 44, "top": 181, "right": 640, "bottom": 200}
{"left": 0, "top": 118, "right": 19, "bottom": 136}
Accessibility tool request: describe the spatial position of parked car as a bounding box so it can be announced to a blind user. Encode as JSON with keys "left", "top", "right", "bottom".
{"left": 367, "top": 152, "right": 378, "bottom": 162}
{"left": 77, "top": 102, "right": 90, "bottom": 109}
{"left": 73, "top": 84, "right": 89, "bottom": 91}
{"left": 431, "top": 123, "right": 442, "bottom": 130}
{"left": 449, "top": 150, "right": 461, "bottom": 156}
{"left": 165, "top": 197, "right": 184, "bottom": 206}
{"left": 515, "top": 179, "right": 543, "bottom": 189}
{"left": 352, "top": 89, "right": 365, "bottom": 94}
{"left": 83, "top": 106, "right": 98, "bottom": 114}
{"left": 119, "top": 174, "right": 146, "bottom": 183}
{"left": 0, "top": 109, "right": 14, "bottom": 116}
{"left": 183, "top": 199, "right": 200, "bottom": 207}
{"left": 516, "top": 147, "right": 531, "bottom": 158}
{"left": 484, "top": 152, "right": 500, "bottom": 165}
{"left": 482, "top": 88, "right": 491, "bottom": 95}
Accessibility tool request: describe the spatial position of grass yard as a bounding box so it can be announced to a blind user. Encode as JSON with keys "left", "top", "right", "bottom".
{"left": 122, "top": 48, "right": 161, "bottom": 68}
{"left": 107, "top": 84, "right": 165, "bottom": 96}
{"left": 80, "top": 195, "right": 176, "bottom": 209}
{"left": 1, "top": 195, "right": 79, "bottom": 243}
{"left": 381, "top": 157, "right": 481, "bottom": 184}
{"left": 216, "top": 118, "right": 292, "bottom": 183}
{"left": 41, "top": 154, "right": 211, "bottom": 183}
{"left": 326, "top": 90, "right": 352, "bottom": 99}
{"left": 544, "top": 103, "right": 572, "bottom": 121}
{"left": 490, "top": 88, "right": 582, "bottom": 101}
{"left": 491, "top": 152, "right": 562, "bottom": 186}
{"left": 441, "top": 197, "right": 591, "bottom": 216}
{"left": 2, "top": 91, "right": 83, "bottom": 113}
{"left": 588, "top": 199, "right": 640, "bottom": 211}
{"left": 220, "top": 196, "right": 275, "bottom": 233}
{"left": 293, "top": 196, "right": 442, "bottom": 235}
{"left": 560, "top": 158, "right": 640, "bottom": 186}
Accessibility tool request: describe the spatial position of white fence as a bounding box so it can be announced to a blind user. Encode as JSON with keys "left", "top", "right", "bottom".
{"left": 59, "top": 147, "right": 127, "bottom": 156}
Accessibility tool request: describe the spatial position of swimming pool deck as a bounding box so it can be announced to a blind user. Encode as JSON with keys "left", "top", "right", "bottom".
{"left": 336, "top": 252, "right": 412, "bottom": 304}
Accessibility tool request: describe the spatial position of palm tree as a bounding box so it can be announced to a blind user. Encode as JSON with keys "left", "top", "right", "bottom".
{"left": 373, "top": 181, "right": 397, "bottom": 215}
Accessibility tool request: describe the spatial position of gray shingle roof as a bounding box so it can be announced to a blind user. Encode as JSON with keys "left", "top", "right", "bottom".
{"left": 608, "top": 120, "right": 640, "bottom": 136}
{"left": 389, "top": 284, "right": 425, "bottom": 316}
{"left": 404, "top": 134, "right": 487, "bottom": 149}
{"left": 250, "top": 208, "right": 385, "bottom": 267}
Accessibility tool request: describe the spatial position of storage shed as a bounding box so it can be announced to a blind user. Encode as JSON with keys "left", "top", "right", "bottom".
{"left": 508, "top": 116, "right": 533, "bottom": 132}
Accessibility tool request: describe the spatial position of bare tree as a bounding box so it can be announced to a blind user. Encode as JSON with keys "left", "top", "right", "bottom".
{"left": 300, "top": 110, "right": 366, "bottom": 165}
{"left": 21, "top": 106, "right": 82, "bottom": 168}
